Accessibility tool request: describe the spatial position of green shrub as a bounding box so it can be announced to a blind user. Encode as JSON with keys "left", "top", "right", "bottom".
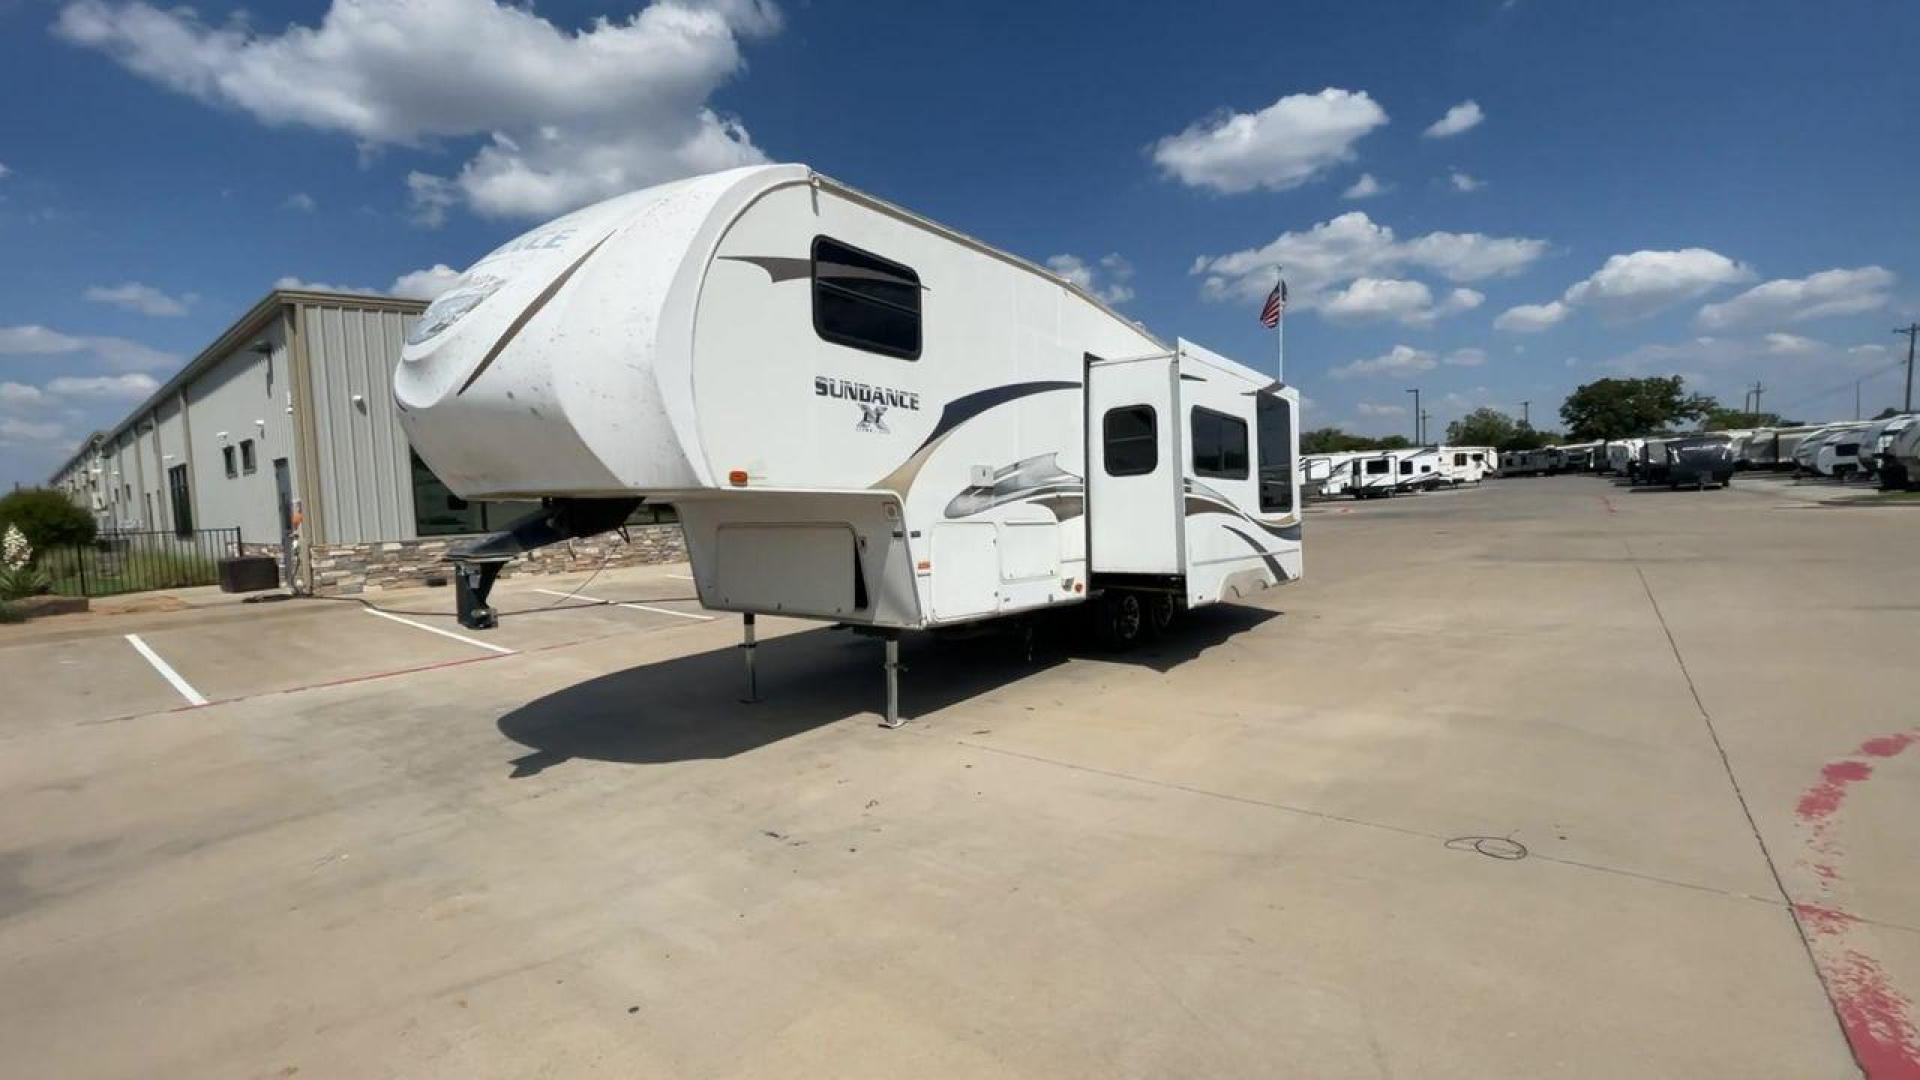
{"left": 0, "top": 488, "right": 97, "bottom": 549}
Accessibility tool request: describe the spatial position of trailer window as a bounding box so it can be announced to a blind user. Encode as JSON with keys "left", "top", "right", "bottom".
{"left": 1190, "top": 407, "right": 1248, "bottom": 480}
{"left": 1365, "top": 459, "right": 1389, "bottom": 475}
{"left": 1256, "top": 395, "right": 1293, "bottom": 513}
{"left": 1399, "top": 460, "right": 1412, "bottom": 475}
{"left": 1454, "top": 453, "right": 1467, "bottom": 466}
{"left": 1102, "top": 405, "right": 1157, "bottom": 476}
{"left": 812, "top": 237, "right": 921, "bottom": 360}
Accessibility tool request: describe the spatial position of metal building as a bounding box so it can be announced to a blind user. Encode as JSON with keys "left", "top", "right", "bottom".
{"left": 49, "top": 288, "right": 682, "bottom": 593}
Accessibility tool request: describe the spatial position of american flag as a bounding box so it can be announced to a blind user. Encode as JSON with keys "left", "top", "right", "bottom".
{"left": 1260, "top": 279, "right": 1287, "bottom": 328}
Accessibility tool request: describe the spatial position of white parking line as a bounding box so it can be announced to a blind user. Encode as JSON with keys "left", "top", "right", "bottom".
{"left": 530, "top": 588, "right": 715, "bottom": 622}
{"left": 364, "top": 607, "right": 517, "bottom": 654}
{"left": 125, "top": 633, "right": 208, "bottom": 707}
{"left": 665, "top": 573, "right": 695, "bottom": 581}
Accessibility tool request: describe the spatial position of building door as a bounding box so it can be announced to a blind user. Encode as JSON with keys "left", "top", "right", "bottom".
{"left": 273, "top": 458, "right": 295, "bottom": 588}
{"left": 167, "top": 464, "right": 193, "bottom": 535}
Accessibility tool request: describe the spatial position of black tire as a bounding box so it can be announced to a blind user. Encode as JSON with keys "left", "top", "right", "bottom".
{"left": 1094, "top": 590, "right": 1146, "bottom": 651}
{"left": 1144, "top": 593, "right": 1178, "bottom": 639}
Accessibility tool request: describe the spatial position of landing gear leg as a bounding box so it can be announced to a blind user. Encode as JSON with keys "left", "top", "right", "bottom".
{"left": 739, "top": 613, "right": 759, "bottom": 704}
{"left": 882, "top": 633, "right": 904, "bottom": 729}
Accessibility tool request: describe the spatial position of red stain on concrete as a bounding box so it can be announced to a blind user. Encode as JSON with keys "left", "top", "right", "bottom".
{"left": 1793, "top": 729, "right": 1920, "bottom": 1077}
{"left": 1828, "top": 950, "right": 1920, "bottom": 1080}
{"left": 1861, "top": 734, "right": 1916, "bottom": 759}
{"left": 1798, "top": 760, "right": 1875, "bottom": 824}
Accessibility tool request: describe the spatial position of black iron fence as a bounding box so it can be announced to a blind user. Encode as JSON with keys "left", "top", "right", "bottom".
{"left": 38, "top": 527, "right": 243, "bottom": 597}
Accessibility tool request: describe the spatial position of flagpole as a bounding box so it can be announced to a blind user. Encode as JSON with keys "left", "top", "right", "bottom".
{"left": 1275, "top": 266, "right": 1285, "bottom": 384}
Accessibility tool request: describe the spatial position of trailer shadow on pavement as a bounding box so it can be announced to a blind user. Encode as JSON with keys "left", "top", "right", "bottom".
{"left": 496, "top": 603, "right": 1278, "bottom": 775}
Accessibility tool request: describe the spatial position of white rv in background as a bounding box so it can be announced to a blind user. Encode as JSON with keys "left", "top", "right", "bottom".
{"left": 1436, "top": 446, "right": 1494, "bottom": 484}
{"left": 1855, "top": 414, "right": 1915, "bottom": 481}
{"left": 1886, "top": 420, "right": 1920, "bottom": 489}
{"left": 1605, "top": 439, "right": 1643, "bottom": 475}
{"left": 393, "top": 164, "right": 1302, "bottom": 725}
{"left": 1349, "top": 452, "right": 1399, "bottom": 497}
{"left": 1396, "top": 448, "right": 1445, "bottom": 492}
{"left": 1501, "top": 448, "right": 1550, "bottom": 476}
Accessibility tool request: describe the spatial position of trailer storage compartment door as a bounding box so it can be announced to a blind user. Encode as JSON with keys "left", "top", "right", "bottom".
{"left": 1086, "top": 355, "right": 1181, "bottom": 575}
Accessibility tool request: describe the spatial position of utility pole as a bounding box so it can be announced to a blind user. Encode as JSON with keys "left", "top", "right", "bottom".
{"left": 1421, "top": 410, "right": 1432, "bottom": 446}
{"left": 1896, "top": 323, "right": 1919, "bottom": 414}
{"left": 1520, "top": 400, "right": 1531, "bottom": 427}
{"left": 1406, "top": 387, "right": 1421, "bottom": 444}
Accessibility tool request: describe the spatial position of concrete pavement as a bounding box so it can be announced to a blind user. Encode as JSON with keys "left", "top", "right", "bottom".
{"left": 1, "top": 477, "right": 1913, "bottom": 1078}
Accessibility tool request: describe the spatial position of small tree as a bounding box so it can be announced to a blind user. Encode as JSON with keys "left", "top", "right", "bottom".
{"left": 0, "top": 487, "right": 98, "bottom": 549}
{"left": 1445, "top": 407, "right": 1521, "bottom": 449}
{"left": 1559, "top": 376, "right": 1715, "bottom": 441}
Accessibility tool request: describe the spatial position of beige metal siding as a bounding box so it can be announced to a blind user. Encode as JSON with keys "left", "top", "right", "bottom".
{"left": 302, "top": 304, "right": 419, "bottom": 545}
{"left": 182, "top": 321, "right": 297, "bottom": 545}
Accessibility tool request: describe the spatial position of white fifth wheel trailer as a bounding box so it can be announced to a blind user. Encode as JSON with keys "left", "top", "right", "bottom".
{"left": 1349, "top": 452, "right": 1398, "bottom": 497}
{"left": 393, "top": 164, "right": 1302, "bottom": 726}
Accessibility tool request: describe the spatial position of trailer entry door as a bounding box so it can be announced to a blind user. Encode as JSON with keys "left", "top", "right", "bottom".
{"left": 1086, "top": 355, "right": 1181, "bottom": 574}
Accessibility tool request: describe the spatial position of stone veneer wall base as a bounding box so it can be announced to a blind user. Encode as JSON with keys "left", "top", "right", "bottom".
{"left": 308, "top": 525, "right": 687, "bottom": 595}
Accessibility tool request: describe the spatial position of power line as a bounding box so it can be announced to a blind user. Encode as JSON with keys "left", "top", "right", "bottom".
{"left": 1768, "top": 356, "right": 1908, "bottom": 419}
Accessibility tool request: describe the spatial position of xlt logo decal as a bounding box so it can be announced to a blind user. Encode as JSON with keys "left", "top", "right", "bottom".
{"left": 815, "top": 376, "right": 920, "bottom": 434}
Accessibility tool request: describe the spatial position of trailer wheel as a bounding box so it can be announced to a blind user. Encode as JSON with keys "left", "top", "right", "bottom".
{"left": 1094, "top": 590, "right": 1146, "bottom": 651}
{"left": 1145, "top": 593, "right": 1178, "bottom": 639}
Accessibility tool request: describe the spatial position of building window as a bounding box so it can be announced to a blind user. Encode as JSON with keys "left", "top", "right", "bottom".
{"left": 223, "top": 445, "right": 238, "bottom": 477}
{"left": 1102, "top": 405, "right": 1158, "bottom": 476}
{"left": 167, "top": 464, "right": 193, "bottom": 535}
{"left": 1256, "top": 395, "right": 1294, "bottom": 513}
{"left": 1190, "top": 406, "right": 1249, "bottom": 480}
{"left": 240, "top": 439, "right": 257, "bottom": 474}
{"left": 812, "top": 237, "right": 921, "bottom": 360}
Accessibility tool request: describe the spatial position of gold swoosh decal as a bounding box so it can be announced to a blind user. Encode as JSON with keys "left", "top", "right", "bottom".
{"left": 457, "top": 234, "right": 612, "bottom": 396}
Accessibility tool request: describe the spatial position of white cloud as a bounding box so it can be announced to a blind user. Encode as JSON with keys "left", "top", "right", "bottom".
{"left": 1356, "top": 401, "right": 1408, "bottom": 417}
{"left": 56, "top": 0, "right": 782, "bottom": 222}
{"left": 283, "top": 192, "right": 317, "bottom": 213}
{"left": 0, "top": 162, "right": 11, "bottom": 179}
{"left": 0, "top": 325, "right": 85, "bottom": 354}
{"left": 1423, "top": 100, "right": 1483, "bottom": 139}
{"left": 276, "top": 276, "right": 379, "bottom": 296}
{"left": 1497, "top": 247, "right": 1753, "bottom": 331}
{"left": 0, "top": 417, "right": 67, "bottom": 445}
{"left": 389, "top": 264, "right": 465, "bottom": 301}
{"left": 1329, "top": 344, "right": 1438, "bottom": 380}
{"left": 1447, "top": 170, "right": 1484, "bottom": 192}
{"left": 1493, "top": 300, "right": 1569, "bottom": 332}
{"left": 1192, "top": 211, "right": 1548, "bottom": 307}
{"left": 1562, "top": 248, "right": 1753, "bottom": 318}
{"left": 0, "top": 382, "right": 46, "bottom": 406}
{"left": 406, "top": 172, "right": 460, "bottom": 229}
{"left": 1342, "top": 172, "right": 1386, "bottom": 199}
{"left": 83, "top": 281, "right": 192, "bottom": 317}
{"left": 0, "top": 324, "right": 176, "bottom": 370}
{"left": 1046, "top": 253, "right": 1135, "bottom": 305}
{"left": 1764, "top": 332, "right": 1821, "bottom": 355}
{"left": 1695, "top": 266, "right": 1895, "bottom": 330}
{"left": 1443, "top": 347, "right": 1488, "bottom": 367}
{"left": 1320, "top": 278, "right": 1482, "bottom": 325}
{"left": 46, "top": 373, "right": 160, "bottom": 400}
{"left": 1150, "top": 88, "right": 1388, "bottom": 194}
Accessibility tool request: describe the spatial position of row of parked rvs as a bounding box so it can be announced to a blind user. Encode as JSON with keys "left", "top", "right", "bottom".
{"left": 1496, "top": 414, "right": 1920, "bottom": 490}
{"left": 1300, "top": 446, "right": 1498, "bottom": 499}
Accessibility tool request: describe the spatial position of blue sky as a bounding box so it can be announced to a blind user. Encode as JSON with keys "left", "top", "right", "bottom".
{"left": 3, "top": 0, "right": 1917, "bottom": 485}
